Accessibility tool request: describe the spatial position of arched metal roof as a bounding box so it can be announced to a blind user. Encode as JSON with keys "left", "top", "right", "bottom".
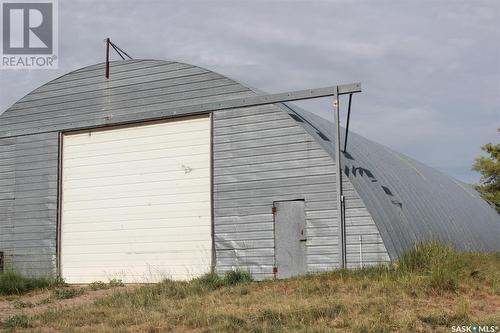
{"left": 282, "top": 105, "right": 500, "bottom": 258}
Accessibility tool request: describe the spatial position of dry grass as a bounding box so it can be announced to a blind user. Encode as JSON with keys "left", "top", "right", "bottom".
{"left": 2, "top": 244, "right": 499, "bottom": 332}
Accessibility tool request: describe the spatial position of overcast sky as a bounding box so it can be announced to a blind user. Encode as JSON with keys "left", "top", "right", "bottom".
{"left": 1, "top": 0, "right": 499, "bottom": 183}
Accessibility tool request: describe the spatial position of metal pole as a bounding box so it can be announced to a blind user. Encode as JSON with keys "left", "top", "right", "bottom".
{"left": 333, "top": 87, "right": 346, "bottom": 269}
{"left": 105, "top": 38, "right": 110, "bottom": 79}
{"left": 359, "top": 235, "right": 363, "bottom": 268}
{"left": 343, "top": 93, "right": 352, "bottom": 152}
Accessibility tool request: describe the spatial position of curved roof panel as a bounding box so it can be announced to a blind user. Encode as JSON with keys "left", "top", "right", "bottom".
{"left": 283, "top": 105, "right": 500, "bottom": 258}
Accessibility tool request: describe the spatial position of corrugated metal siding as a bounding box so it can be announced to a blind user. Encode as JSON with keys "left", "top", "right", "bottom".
{"left": 0, "top": 59, "right": 392, "bottom": 277}
{"left": 0, "top": 137, "right": 15, "bottom": 271}
{"left": 0, "top": 132, "right": 58, "bottom": 276}
{"left": 285, "top": 106, "right": 500, "bottom": 259}
{"left": 213, "top": 105, "right": 389, "bottom": 279}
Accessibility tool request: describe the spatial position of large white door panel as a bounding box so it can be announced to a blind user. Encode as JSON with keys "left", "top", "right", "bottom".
{"left": 61, "top": 116, "right": 212, "bottom": 283}
{"left": 62, "top": 216, "right": 211, "bottom": 233}
{"left": 62, "top": 153, "right": 210, "bottom": 174}
{"left": 61, "top": 240, "right": 213, "bottom": 255}
{"left": 63, "top": 117, "right": 209, "bottom": 145}
{"left": 62, "top": 178, "right": 209, "bottom": 200}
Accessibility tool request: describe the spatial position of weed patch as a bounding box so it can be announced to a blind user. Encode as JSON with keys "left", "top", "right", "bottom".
{"left": 191, "top": 272, "right": 225, "bottom": 291}
{"left": 51, "top": 288, "right": 85, "bottom": 300}
{"left": 89, "top": 279, "right": 124, "bottom": 291}
{"left": 89, "top": 281, "right": 108, "bottom": 291}
{"left": 108, "top": 278, "right": 124, "bottom": 287}
{"left": 0, "top": 272, "right": 60, "bottom": 295}
{"left": 223, "top": 269, "right": 252, "bottom": 286}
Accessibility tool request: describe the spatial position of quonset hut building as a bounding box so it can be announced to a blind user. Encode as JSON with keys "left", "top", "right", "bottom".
{"left": 0, "top": 60, "right": 498, "bottom": 283}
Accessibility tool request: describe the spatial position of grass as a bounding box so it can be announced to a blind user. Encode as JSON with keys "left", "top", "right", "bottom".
{"left": 12, "top": 300, "right": 35, "bottom": 309}
{"left": 397, "top": 242, "right": 468, "bottom": 293}
{"left": 2, "top": 315, "right": 32, "bottom": 329}
{"left": 2, "top": 243, "right": 499, "bottom": 332}
{"left": 51, "top": 287, "right": 85, "bottom": 300}
{"left": 0, "top": 271, "right": 62, "bottom": 295}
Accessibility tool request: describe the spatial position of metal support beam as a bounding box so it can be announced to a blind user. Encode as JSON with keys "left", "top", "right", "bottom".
{"left": 333, "top": 87, "right": 347, "bottom": 269}
{"left": 343, "top": 93, "right": 352, "bottom": 152}
{"left": 0, "top": 83, "right": 362, "bottom": 140}
{"left": 109, "top": 41, "right": 133, "bottom": 60}
{"left": 154, "top": 83, "right": 362, "bottom": 117}
{"left": 110, "top": 42, "right": 125, "bottom": 60}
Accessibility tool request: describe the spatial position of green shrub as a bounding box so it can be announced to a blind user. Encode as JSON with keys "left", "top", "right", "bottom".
{"left": 108, "top": 278, "right": 124, "bottom": 287}
{"left": 2, "top": 315, "right": 32, "bottom": 329}
{"left": 90, "top": 279, "right": 124, "bottom": 291}
{"left": 89, "top": 281, "right": 109, "bottom": 291}
{"left": 0, "top": 271, "right": 57, "bottom": 295}
{"left": 191, "top": 272, "right": 224, "bottom": 291}
{"left": 223, "top": 269, "right": 252, "bottom": 286}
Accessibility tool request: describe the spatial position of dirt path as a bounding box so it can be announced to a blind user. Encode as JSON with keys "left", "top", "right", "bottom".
{"left": 0, "top": 285, "right": 137, "bottom": 323}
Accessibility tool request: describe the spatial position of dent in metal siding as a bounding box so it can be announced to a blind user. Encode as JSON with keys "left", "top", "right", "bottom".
{"left": 0, "top": 133, "right": 58, "bottom": 276}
